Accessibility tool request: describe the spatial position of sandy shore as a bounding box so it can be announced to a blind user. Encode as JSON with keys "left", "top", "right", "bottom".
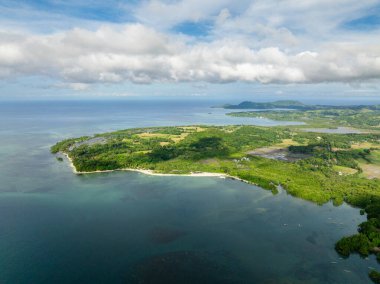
{"left": 62, "top": 153, "right": 251, "bottom": 183}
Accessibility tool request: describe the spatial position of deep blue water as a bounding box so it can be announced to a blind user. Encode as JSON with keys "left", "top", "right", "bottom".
{"left": 0, "top": 100, "right": 376, "bottom": 283}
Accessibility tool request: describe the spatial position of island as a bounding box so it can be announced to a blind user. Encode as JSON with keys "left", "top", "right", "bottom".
{"left": 217, "top": 100, "right": 311, "bottom": 110}
{"left": 221, "top": 99, "right": 380, "bottom": 111}
{"left": 224, "top": 100, "right": 380, "bottom": 130}
{"left": 52, "top": 103, "right": 380, "bottom": 283}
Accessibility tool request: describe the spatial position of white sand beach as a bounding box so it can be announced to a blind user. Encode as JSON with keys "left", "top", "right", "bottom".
{"left": 62, "top": 153, "right": 251, "bottom": 183}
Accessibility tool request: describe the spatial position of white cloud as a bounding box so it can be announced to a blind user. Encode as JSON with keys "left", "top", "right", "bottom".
{"left": 0, "top": 0, "right": 380, "bottom": 89}
{"left": 0, "top": 24, "right": 379, "bottom": 86}
{"left": 207, "top": 0, "right": 380, "bottom": 50}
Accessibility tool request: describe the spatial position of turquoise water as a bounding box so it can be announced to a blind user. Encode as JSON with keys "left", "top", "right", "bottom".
{"left": 0, "top": 100, "right": 376, "bottom": 283}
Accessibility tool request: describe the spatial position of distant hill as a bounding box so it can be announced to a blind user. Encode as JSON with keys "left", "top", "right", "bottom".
{"left": 221, "top": 100, "right": 310, "bottom": 110}
{"left": 219, "top": 100, "right": 380, "bottom": 111}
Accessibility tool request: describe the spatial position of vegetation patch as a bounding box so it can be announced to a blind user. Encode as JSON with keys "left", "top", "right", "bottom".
{"left": 333, "top": 165, "right": 358, "bottom": 175}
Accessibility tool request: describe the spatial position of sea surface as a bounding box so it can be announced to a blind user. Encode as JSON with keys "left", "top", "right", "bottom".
{"left": 0, "top": 100, "right": 377, "bottom": 283}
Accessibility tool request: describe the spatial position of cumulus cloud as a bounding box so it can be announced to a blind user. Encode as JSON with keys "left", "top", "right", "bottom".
{"left": 0, "top": 24, "right": 379, "bottom": 86}
{"left": 1, "top": 0, "right": 380, "bottom": 88}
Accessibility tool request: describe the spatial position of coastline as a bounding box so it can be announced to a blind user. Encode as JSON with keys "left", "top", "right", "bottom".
{"left": 62, "top": 153, "right": 252, "bottom": 184}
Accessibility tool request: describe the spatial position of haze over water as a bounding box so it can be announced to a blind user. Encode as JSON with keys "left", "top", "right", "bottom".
{"left": 0, "top": 100, "right": 377, "bottom": 283}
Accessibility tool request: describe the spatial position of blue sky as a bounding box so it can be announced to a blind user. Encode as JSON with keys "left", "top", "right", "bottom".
{"left": 0, "top": 0, "right": 379, "bottom": 100}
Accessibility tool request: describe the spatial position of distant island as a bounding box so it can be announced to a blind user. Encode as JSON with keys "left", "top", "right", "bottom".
{"left": 219, "top": 100, "right": 380, "bottom": 111}
{"left": 219, "top": 100, "right": 310, "bottom": 110}
{"left": 52, "top": 103, "right": 380, "bottom": 283}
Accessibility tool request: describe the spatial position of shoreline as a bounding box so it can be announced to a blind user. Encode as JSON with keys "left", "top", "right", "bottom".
{"left": 62, "top": 153, "right": 252, "bottom": 184}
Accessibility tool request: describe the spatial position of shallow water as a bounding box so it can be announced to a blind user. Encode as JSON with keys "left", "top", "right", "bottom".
{"left": 0, "top": 100, "right": 376, "bottom": 283}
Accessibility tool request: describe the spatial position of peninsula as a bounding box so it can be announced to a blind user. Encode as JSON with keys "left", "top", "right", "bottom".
{"left": 52, "top": 103, "right": 380, "bottom": 282}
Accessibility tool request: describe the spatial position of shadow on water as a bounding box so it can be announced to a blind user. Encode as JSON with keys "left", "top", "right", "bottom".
{"left": 148, "top": 226, "right": 187, "bottom": 244}
{"left": 127, "top": 250, "right": 247, "bottom": 284}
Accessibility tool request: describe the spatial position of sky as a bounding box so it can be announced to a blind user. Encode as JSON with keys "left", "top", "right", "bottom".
{"left": 0, "top": 0, "right": 380, "bottom": 101}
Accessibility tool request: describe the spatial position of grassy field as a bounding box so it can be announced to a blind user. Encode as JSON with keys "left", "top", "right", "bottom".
{"left": 358, "top": 150, "right": 380, "bottom": 179}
